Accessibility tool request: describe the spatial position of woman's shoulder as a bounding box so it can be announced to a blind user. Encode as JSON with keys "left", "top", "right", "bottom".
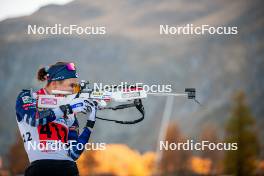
{"left": 17, "top": 89, "right": 32, "bottom": 98}
{"left": 16, "top": 90, "right": 32, "bottom": 105}
{"left": 16, "top": 88, "right": 38, "bottom": 102}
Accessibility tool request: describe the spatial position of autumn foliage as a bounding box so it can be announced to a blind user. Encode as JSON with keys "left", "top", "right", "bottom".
{"left": 77, "top": 144, "right": 156, "bottom": 176}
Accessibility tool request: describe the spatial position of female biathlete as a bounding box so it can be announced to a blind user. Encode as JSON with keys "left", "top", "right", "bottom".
{"left": 15, "top": 62, "right": 96, "bottom": 176}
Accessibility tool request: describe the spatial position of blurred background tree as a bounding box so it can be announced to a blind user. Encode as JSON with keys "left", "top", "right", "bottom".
{"left": 199, "top": 124, "right": 222, "bottom": 175}
{"left": 77, "top": 149, "right": 97, "bottom": 175}
{"left": 77, "top": 144, "right": 155, "bottom": 176}
{"left": 224, "top": 91, "right": 260, "bottom": 176}
{"left": 159, "top": 122, "right": 191, "bottom": 176}
{"left": 7, "top": 132, "right": 29, "bottom": 175}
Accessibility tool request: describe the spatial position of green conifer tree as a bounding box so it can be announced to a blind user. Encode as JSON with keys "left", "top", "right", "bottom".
{"left": 224, "top": 91, "right": 259, "bottom": 176}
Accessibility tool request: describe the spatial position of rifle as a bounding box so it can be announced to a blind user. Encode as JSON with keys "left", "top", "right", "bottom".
{"left": 37, "top": 80, "right": 200, "bottom": 124}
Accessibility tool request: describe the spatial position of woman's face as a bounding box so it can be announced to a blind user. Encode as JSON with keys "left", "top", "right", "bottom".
{"left": 52, "top": 78, "right": 79, "bottom": 94}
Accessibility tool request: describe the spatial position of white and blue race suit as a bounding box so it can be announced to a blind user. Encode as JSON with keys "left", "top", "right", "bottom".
{"left": 15, "top": 88, "right": 92, "bottom": 162}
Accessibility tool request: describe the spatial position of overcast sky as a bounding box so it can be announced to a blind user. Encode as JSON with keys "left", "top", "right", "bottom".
{"left": 0, "top": 0, "right": 73, "bottom": 21}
